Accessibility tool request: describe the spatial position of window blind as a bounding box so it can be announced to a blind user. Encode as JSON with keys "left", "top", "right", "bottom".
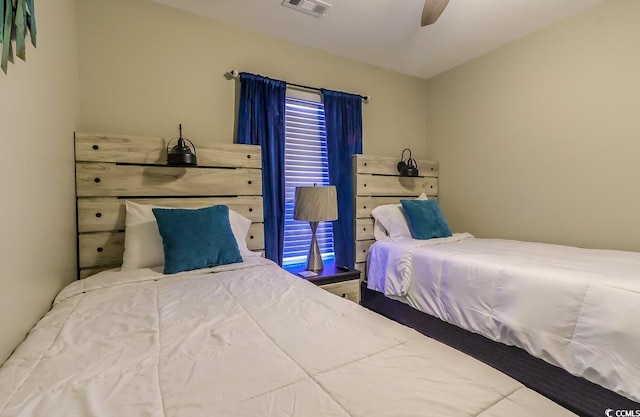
{"left": 282, "top": 97, "right": 335, "bottom": 266}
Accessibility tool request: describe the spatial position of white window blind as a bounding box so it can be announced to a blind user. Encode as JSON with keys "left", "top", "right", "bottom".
{"left": 282, "top": 96, "right": 335, "bottom": 266}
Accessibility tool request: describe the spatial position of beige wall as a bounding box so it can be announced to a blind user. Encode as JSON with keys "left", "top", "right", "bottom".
{"left": 424, "top": 0, "right": 640, "bottom": 252}
{"left": 0, "top": 1, "right": 78, "bottom": 363}
{"left": 76, "top": 0, "right": 428, "bottom": 159}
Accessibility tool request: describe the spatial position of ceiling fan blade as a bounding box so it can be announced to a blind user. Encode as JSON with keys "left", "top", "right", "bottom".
{"left": 421, "top": 0, "right": 450, "bottom": 26}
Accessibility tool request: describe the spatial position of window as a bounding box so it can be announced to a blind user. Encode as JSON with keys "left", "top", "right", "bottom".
{"left": 282, "top": 96, "right": 335, "bottom": 266}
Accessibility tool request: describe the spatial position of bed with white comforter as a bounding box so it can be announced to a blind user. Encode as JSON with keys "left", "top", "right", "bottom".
{"left": 0, "top": 257, "right": 574, "bottom": 417}
{"left": 367, "top": 234, "right": 640, "bottom": 403}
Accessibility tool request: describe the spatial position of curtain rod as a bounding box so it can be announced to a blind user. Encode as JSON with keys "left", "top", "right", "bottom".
{"left": 229, "top": 69, "right": 370, "bottom": 103}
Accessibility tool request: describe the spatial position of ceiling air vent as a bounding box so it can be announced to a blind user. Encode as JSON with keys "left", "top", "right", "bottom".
{"left": 281, "top": 0, "right": 331, "bottom": 18}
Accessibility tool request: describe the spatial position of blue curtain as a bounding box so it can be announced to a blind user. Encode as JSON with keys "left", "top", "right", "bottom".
{"left": 322, "top": 89, "right": 363, "bottom": 269}
{"left": 237, "top": 73, "right": 287, "bottom": 265}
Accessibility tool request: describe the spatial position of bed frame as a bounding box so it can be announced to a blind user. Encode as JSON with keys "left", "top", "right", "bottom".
{"left": 353, "top": 153, "right": 639, "bottom": 417}
{"left": 75, "top": 133, "right": 264, "bottom": 279}
{"left": 352, "top": 154, "right": 439, "bottom": 278}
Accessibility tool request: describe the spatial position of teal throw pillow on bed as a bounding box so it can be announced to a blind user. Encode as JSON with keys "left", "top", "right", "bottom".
{"left": 400, "top": 199, "right": 452, "bottom": 240}
{"left": 152, "top": 205, "right": 243, "bottom": 274}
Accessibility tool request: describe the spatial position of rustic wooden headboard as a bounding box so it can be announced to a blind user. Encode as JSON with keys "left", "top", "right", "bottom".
{"left": 75, "top": 133, "right": 264, "bottom": 279}
{"left": 352, "top": 154, "right": 439, "bottom": 279}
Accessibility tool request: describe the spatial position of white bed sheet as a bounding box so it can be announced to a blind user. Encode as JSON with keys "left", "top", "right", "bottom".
{"left": 367, "top": 235, "right": 640, "bottom": 402}
{"left": 0, "top": 257, "right": 575, "bottom": 416}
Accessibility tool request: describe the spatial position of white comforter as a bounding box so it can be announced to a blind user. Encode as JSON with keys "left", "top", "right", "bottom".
{"left": 367, "top": 235, "right": 640, "bottom": 402}
{"left": 0, "top": 257, "right": 574, "bottom": 417}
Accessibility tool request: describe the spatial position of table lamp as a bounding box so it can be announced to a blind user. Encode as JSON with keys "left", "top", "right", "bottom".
{"left": 294, "top": 185, "right": 338, "bottom": 271}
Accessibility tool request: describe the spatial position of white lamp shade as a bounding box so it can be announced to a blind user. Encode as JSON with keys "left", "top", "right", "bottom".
{"left": 294, "top": 186, "right": 338, "bottom": 222}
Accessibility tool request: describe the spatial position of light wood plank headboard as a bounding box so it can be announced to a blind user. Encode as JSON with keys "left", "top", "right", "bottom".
{"left": 75, "top": 133, "right": 263, "bottom": 279}
{"left": 352, "top": 154, "right": 439, "bottom": 279}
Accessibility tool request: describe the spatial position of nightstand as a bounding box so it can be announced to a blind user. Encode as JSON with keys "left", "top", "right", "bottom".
{"left": 285, "top": 261, "right": 361, "bottom": 304}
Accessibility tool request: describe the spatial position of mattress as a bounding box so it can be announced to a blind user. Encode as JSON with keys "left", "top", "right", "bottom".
{"left": 0, "top": 257, "right": 574, "bottom": 416}
{"left": 367, "top": 234, "right": 640, "bottom": 403}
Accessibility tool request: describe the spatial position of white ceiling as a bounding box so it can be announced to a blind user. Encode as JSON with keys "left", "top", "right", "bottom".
{"left": 152, "top": 0, "right": 607, "bottom": 79}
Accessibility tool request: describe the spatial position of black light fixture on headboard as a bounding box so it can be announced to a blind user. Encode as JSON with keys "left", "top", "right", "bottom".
{"left": 397, "top": 148, "right": 419, "bottom": 177}
{"left": 167, "top": 124, "right": 198, "bottom": 167}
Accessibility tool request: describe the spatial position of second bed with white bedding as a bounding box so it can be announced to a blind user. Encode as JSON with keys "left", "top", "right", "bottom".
{"left": 0, "top": 258, "right": 574, "bottom": 417}
{"left": 367, "top": 234, "right": 640, "bottom": 403}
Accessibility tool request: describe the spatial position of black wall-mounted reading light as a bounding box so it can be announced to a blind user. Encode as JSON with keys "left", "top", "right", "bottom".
{"left": 397, "top": 148, "right": 419, "bottom": 177}
{"left": 167, "top": 124, "right": 198, "bottom": 167}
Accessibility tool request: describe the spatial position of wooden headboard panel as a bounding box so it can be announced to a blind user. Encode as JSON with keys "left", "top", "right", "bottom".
{"left": 352, "top": 154, "right": 439, "bottom": 279}
{"left": 75, "top": 133, "right": 263, "bottom": 279}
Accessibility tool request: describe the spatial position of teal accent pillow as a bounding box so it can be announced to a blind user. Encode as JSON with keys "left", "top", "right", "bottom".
{"left": 400, "top": 199, "right": 452, "bottom": 240}
{"left": 152, "top": 205, "right": 243, "bottom": 274}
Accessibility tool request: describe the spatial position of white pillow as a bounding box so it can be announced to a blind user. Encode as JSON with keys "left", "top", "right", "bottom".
{"left": 121, "top": 201, "right": 257, "bottom": 270}
{"left": 373, "top": 219, "right": 390, "bottom": 241}
{"left": 370, "top": 193, "right": 428, "bottom": 239}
